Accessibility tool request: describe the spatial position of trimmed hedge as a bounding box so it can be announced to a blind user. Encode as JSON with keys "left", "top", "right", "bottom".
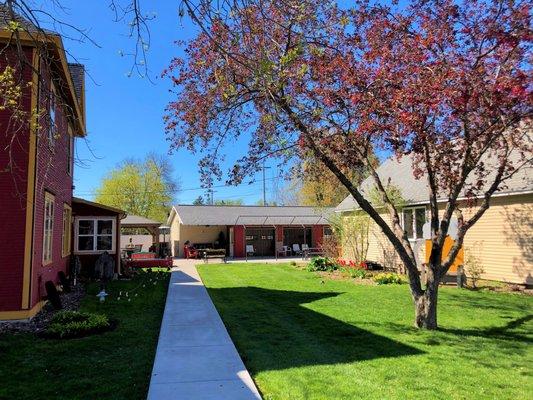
{"left": 46, "top": 311, "right": 111, "bottom": 339}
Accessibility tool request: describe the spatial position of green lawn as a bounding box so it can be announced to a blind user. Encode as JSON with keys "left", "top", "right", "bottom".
{"left": 198, "top": 263, "right": 533, "bottom": 400}
{"left": 0, "top": 272, "right": 169, "bottom": 400}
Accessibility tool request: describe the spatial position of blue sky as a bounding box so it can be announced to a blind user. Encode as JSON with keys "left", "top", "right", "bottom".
{"left": 39, "top": 0, "right": 279, "bottom": 205}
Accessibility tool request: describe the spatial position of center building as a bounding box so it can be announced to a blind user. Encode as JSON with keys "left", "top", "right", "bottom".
{"left": 167, "top": 205, "right": 333, "bottom": 258}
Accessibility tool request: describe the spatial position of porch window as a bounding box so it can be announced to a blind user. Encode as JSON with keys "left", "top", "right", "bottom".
{"left": 75, "top": 218, "right": 115, "bottom": 253}
{"left": 402, "top": 207, "right": 426, "bottom": 240}
{"left": 62, "top": 204, "right": 72, "bottom": 257}
{"left": 43, "top": 192, "right": 55, "bottom": 264}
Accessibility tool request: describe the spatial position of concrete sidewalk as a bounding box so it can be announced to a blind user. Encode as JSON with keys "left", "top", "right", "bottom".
{"left": 147, "top": 264, "right": 261, "bottom": 400}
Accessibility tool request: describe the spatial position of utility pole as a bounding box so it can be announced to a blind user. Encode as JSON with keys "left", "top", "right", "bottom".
{"left": 207, "top": 188, "right": 216, "bottom": 205}
{"left": 262, "top": 161, "right": 271, "bottom": 206}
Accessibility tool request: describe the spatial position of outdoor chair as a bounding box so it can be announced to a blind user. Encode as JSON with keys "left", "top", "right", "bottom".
{"left": 292, "top": 244, "right": 302, "bottom": 255}
{"left": 302, "top": 243, "right": 309, "bottom": 251}
{"left": 246, "top": 245, "right": 255, "bottom": 257}
{"left": 184, "top": 245, "right": 199, "bottom": 259}
{"left": 276, "top": 242, "right": 290, "bottom": 257}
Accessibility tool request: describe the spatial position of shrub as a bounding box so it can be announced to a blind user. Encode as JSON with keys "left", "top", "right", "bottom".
{"left": 307, "top": 257, "right": 339, "bottom": 272}
{"left": 46, "top": 311, "right": 110, "bottom": 339}
{"left": 373, "top": 273, "right": 405, "bottom": 285}
{"left": 343, "top": 267, "right": 367, "bottom": 279}
{"left": 465, "top": 245, "right": 485, "bottom": 289}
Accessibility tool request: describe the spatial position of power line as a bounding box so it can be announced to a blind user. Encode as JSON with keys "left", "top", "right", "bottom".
{"left": 75, "top": 175, "right": 280, "bottom": 197}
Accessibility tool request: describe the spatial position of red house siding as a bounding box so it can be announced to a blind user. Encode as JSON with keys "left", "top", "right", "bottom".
{"left": 30, "top": 60, "right": 74, "bottom": 309}
{"left": 234, "top": 225, "right": 245, "bottom": 258}
{"left": 0, "top": 47, "right": 77, "bottom": 316}
{"left": 312, "top": 225, "right": 324, "bottom": 248}
{"left": 231, "top": 224, "right": 327, "bottom": 259}
{"left": 0, "top": 47, "right": 34, "bottom": 312}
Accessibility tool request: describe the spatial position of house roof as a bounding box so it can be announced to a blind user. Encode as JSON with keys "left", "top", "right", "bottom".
{"left": 336, "top": 150, "right": 533, "bottom": 212}
{"left": 169, "top": 205, "right": 334, "bottom": 226}
{"left": 0, "top": 5, "right": 55, "bottom": 34}
{"left": 72, "top": 197, "right": 127, "bottom": 218}
{"left": 0, "top": 4, "right": 86, "bottom": 136}
{"left": 122, "top": 214, "right": 162, "bottom": 227}
{"left": 67, "top": 63, "right": 84, "bottom": 105}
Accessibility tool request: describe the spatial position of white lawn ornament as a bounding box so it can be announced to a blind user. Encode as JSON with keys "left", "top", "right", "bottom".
{"left": 96, "top": 290, "right": 108, "bottom": 303}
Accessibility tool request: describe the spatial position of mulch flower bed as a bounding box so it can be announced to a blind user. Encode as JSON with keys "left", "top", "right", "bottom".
{"left": 0, "top": 284, "right": 86, "bottom": 335}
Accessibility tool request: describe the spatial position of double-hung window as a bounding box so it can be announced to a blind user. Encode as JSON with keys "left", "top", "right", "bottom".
{"left": 43, "top": 192, "right": 55, "bottom": 264}
{"left": 402, "top": 207, "right": 426, "bottom": 240}
{"left": 75, "top": 218, "right": 115, "bottom": 253}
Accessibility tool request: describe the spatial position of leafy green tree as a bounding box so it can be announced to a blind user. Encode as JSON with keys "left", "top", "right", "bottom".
{"left": 214, "top": 199, "right": 243, "bottom": 205}
{"left": 192, "top": 196, "right": 205, "bottom": 205}
{"left": 94, "top": 154, "right": 179, "bottom": 222}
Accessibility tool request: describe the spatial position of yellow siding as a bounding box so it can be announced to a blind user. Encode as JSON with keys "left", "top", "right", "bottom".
{"left": 169, "top": 209, "right": 227, "bottom": 258}
{"left": 460, "top": 194, "right": 532, "bottom": 285}
{"left": 340, "top": 193, "right": 533, "bottom": 284}
{"left": 169, "top": 212, "right": 181, "bottom": 257}
{"left": 341, "top": 211, "right": 403, "bottom": 269}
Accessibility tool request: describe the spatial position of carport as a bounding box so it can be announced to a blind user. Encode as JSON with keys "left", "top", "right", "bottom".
{"left": 167, "top": 205, "right": 333, "bottom": 259}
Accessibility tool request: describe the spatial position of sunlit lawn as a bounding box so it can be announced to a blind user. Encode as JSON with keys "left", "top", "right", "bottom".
{"left": 198, "top": 263, "right": 533, "bottom": 400}
{"left": 0, "top": 271, "right": 169, "bottom": 400}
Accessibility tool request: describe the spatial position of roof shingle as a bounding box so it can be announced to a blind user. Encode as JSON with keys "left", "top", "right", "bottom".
{"left": 170, "top": 205, "right": 333, "bottom": 226}
{"left": 336, "top": 148, "right": 533, "bottom": 212}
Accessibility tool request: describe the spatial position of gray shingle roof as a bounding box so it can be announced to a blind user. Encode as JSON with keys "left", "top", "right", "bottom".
{"left": 122, "top": 214, "right": 162, "bottom": 227}
{"left": 67, "top": 63, "right": 84, "bottom": 104}
{"left": 336, "top": 150, "right": 533, "bottom": 212}
{"left": 171, "top": 205, "right": 333, "bottom": 226}
{"left": 0, "top": 4, "right": 56, "bottom": 34}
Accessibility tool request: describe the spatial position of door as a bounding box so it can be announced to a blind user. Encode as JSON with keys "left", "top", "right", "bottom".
{"left": 229, "top": 227, "right": 234, "bottom": 258}
{"left": 245, "top": 228, "right": 275, "bottom": 257}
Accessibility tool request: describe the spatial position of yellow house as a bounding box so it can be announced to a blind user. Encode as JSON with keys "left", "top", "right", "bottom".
{"left": 336, "top": 155, "right": 532, "bottom": 285}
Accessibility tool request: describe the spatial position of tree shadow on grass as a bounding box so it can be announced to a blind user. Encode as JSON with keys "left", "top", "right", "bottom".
{"left": 206, "top": 286, "right": 423, "bottom": 373}
{"left": 438, "top": 314, "right": 533, "bottom": 344}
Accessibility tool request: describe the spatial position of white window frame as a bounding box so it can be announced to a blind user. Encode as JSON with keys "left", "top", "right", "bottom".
{"left": 43, "top": 192, "right": 55, "bottom": 265}
{"left": 62, "top": 204, "right": 72, "bottom": 257}
{"left": 74, "top": 217, "right": 116, "bottom": 254}
{"left": 402, "top": 206, "right": 426, "bottom": 240}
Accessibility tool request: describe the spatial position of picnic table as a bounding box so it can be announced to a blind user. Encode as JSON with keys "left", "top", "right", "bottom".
{"left": 303, "top": 247, "right": 324, "bottom": 260}
{"left": 124, "top": 252, "right": 173, "bottom": 269}
{"left": 199, "top": 248, "right": 227, "bottom": 263}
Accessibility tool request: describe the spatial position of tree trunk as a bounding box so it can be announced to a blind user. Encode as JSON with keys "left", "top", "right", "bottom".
{"left": 414, "top": 278, "right": 439, "bottom": 329}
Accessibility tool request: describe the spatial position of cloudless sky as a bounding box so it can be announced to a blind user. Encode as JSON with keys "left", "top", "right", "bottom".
{"left": 37, "top": 0, "right": 280, "bottom": 205}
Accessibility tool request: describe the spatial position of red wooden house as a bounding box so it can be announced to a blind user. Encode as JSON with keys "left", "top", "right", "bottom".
{"left": 0, "top": 11, "right": 123, "bottom": 320}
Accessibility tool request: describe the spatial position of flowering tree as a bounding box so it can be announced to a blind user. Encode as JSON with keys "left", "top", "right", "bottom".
{"left": 164, "top": 0, "right": 532, "bottom": 329}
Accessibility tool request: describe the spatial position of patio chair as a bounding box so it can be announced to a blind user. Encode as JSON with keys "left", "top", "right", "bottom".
{"left": 276, "top": 242, "right": 290, "bottom": 257}
{"left": 302, "top": 243, "right": 309, "bottom": 251}
{"left": 246, "top": 245, "right": 255, "bottom": 257}
{"left": 292, "top": 244, "right": 302, "bottom": 255}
